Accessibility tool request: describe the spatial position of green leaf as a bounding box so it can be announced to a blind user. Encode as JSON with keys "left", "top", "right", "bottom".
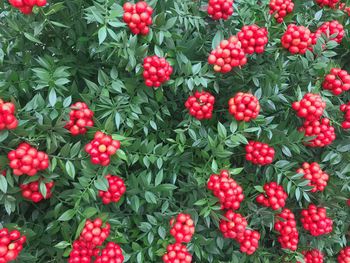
{"left": 24, "top": 33, "right": 42, "bottom": 44}
{"left": 49, "top": 89, "right": 57, "bottom": 107}
{"left": 58, "top": 209, "right": 76, "bottom": 221}
{"left": 98, "top": 26, "right": 107, "bottom": 44}
{"left": 0, "top": 175, "right": 8, "bottom": 193}
{"left": 65, "top": 161, "right": 75, "bottom": 179}
{"left": 54, "top": 241, "right": 70, "bottom": 249}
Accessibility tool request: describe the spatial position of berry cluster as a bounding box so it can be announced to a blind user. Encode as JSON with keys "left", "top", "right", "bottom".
{"left": 245, "top": 141, "right": 275, "bottom": 166}
{"left": 185, "top": 91, "right": 215, "bottom": 120}
{"left": 0, "top": 229, "right": 26, "bottom": 263}
{"left": 299, "top": 118, "right": 336, "bottom": 147}
{"left": 340, "top": 102, "right": 350, "bottom": 129}
{"left": 339, "top": 3, "right": 350, "bottom": 16}
{"left": 98, "top": 174, "right": 126, "bottom": 205}
{"left": 256, "top": 182, "right": 288, "bottom": 210}
{"left": 169, "top": 214, "right": 195, "bottom": 243}
{"left": 65, "top": 102, "right": 94, "bottom": 136}
{"left": 301, "top": 204, "right": 333, "bottom": 236}
{"left": 292, "top": 93, "right": 326, "bottom": 121}
{"left": 0, "top": 100, "right": 18, "bottom": 131}
{"left": 8, "top": 0, "right": 47, "bottom": 14}
{"left": 338, "top": 247, "right": 350, "bottom": 263}
{"left": 322, "top": 68, "right": 350, "bottom": 96}
{"left": 298, "top": 249, "right": 324, "bottom": 263}
{"left": 311, "top": 20, "right": 344, "bottom": 46}
{"left": 208, "top": 36, "right": 247, "bottom": 73}
{"left": 207, "top": 170, "right": 244, "bottom": 210}
{"left": 237, "top": 25, "right": 269, "bottom": 54}
{"left": 219, "top": 210, "right": 247, "bottom": 239}
{"left": 69, "top": 218, "right": 112, "bottom": 263}
{"left": 207, "top": 0, "right": 234, "bottom": 20}
{"left": 269, "top": 0, "right": 295, "bottom": 23}
{"left": 237, "top": 229, "right": 261, "bottom": 255}
{"left": 142, "top": 55, "right": 173, "bottom": 88}
{"left": 95, "top": 242, "right": 124, "bottom": 263}
{"left": 162, "top": 243, "right": 192, "bottom": 263}
{"left": 8, "top": 143, "right": 49, "bottom": 176}
{"left": 228, "top": 93, "right": 260, "bottom": 122}
{"left": 85, "top": 131, "right": 120, "bottom": 166}
{"left": 315, "top": 0, "right": 340, "bottom": 8}
{"left": 20, "top": 181, "right": 54, "bottom": 203}
{"left": 274, "top": 209, "right": 299, "bottom": 251}
{"left": 281, "top": 24, "right": 312, "bottom": 54}
{"left": 297, "top": 162, "right": 329, "bottom": 192}
{"left": 123, "top": 1, "right": 153, "bottom": 35}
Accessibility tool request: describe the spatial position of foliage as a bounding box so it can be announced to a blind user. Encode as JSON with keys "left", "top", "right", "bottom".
{"left": 0, "top": 0, "right": 350, "bottom": 262}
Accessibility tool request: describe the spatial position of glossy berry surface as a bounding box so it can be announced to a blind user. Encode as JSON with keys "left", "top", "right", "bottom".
{"left": 337, "top": 247, "right": 350, "bottom": 263}
{"left": 297, "top": 162, "right": 329, "bottom": 192}
{"left": 292, "top": 93, "right": 326, "bottom": 121}
{"left": 219, "top": 210, "right": 247, "bottom": 239}
{"left": 207, "top": 0, "right": 234, "bottom": 20}
{"left": 228, "top": 92, "right": 260, "bottom": 122}
{"left": 322, "top": 68, "right": 350, "bottom": 95}
{"left": 269, "top": 0, "right": 294, "bottom": 23}
{"left": 162, "top": 243, "right": 192, "bottom": 263}
{"left": 20, "top": 181, "right": 54, "bottom": 203}
{"left": 340, "top": 102, "right": 350, "bottom": 129}
{"left": 0, "top": 100, "right": 18, "bottom": 131}
{"left": 185, "top": 91, "right": 215, "bottom": 120}
{"left": 301, "top": 204, "right": 333, "bottom": 236}
{"left": 237, "top": 25, "right": 268, "bottom": 54}
{"left": 298, "top": 249, "right": 324, "bottom": 263}
{"left": 299, "top": 118, "right": 336, "bottom": 147}
{"left": 8, "top": 0, "right": 47, "bottom": 14}
{"left": 85, "top": 131, "right": 121, "bottom": 166}
{"left": 245, "top": 141, "right": 275, "bottom": 165}
{"left": 142, "top": 55, "right": 173, "bottom": 88}
{"left": 0, "top": 228, "right": 26, "bottom": 263}
{"left": 274, "top": 208, "right": 299, "bottom": 251}
{"left": 207, "top": 170, "right": 244, "bottom": 210}
{"left": 123, "top": 1, "right": 153, "bottom": 35}
{"left": 7, "top": 143, "right": 49, "bottom": 176}
{"left": 98, "top": 174, "right": 126, "bottom": 205}
{"left": 281, "top": 24, "right": 312, "bottom": 54}
{"left": 237, "top": 229, "right": 260, "bottom": 255}
{"left": 94, "top": 242, "right": 124, "bottom": 263}
{"left": 65, "top": 102, "right": 94, "bottom": 136}
{"left": 311, "top": 20, "right": 344, "bottom": 47}
{"left": 170, "top": 213, "right": 195, "bottom": 243}
{"left": 256, "top": 182, "right": 288, "bottom": 210}
{"left": 208, "top": 36, "right": 247, "bottom": 73}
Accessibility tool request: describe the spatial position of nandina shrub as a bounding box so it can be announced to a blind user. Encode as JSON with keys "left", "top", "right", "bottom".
{"left": 0, "top": 0, "right": 349, "bottom": 263}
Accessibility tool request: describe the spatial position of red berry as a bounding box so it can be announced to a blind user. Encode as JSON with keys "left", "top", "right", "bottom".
{"left": 219, "top": 210, "right": 247, "bottom": 239}
{"left": 256, "top": 182, "right": 288, "bottom": 210}
{"left": 269, "top": 0, "right": 294, "bottom": 23}
{"left": 315, "top": 0, "right": 340, "bottom": 8}
{"left": 281, "top": 24, "right": 312, "bottom": 54}
{"left": 245, "top": 141, "right": 275, "bottom": 165}
{"left": 123, "top": 1, "right": 153, "bottom": 35}
{"left": 185, "top": 91, "right": 215, "bottom": 120}
{"left": 169, "top": 213, "right": 195, "bottom": 243}
{"left": 337, "top": 247, "right": 350, "bottom": 263}
{"left": 207, "top": 0, "right": 234, "bottom": 20}
{"left": 142, "top": 55, "right": 173, "bottom": 88}
{"left": 228, "top": 92, "right": 260, "bottom": 122}
{"left": 208, "top": 36, "right": 247, "bottom": 73}
{"left": 322, "top": 68, "right": 350, "bottom": 96}
{"left": 20, "top": 181, "right": 54, "bottom": 203}
{"left": 65, "top": 102, "right": 94, "bottom": 136}
{"left": 301, "top": 204, "right": 333, "bottom": 236}
{"left": 162, "top": 243, "right": 192, "bottom": 263}
{"left": 292, "top": 93, "right": 326, "bottom": 121}
{"left": 0, "top": 228, "right": 25, "bottom": 263}
{"left": 340, "top": 102, "right": 350, "bottom": 129}
{"left": 94, "top": 242, "right": 124, "bottom": 263}
{"left": 298, "top": 118, "right": 336, "bottom": 147}
{"left": 296, "top": 162, "right": 329, "bottom": 192}
{"left": 274, "top": 209, "right": 299, "bottom": 251}
{"left": 237, "top": 25, "right": 268, "bottom": 54}
{"left": 237, "top": 229, "right": 260, "bottom": 255}
{"left": 98, "top": 174, "right": 126, "bottom": 205}
{"left": 0, "top": 100, "right": 18, "bottom": 131}
{"left": 311, "top": 20, "right": 344, "bottom": 49}
{"left": 207, "top": 170, "right": 244, "bottom": 210}
{"left": 297, "top": 249, "right": 324, "bottom": 263}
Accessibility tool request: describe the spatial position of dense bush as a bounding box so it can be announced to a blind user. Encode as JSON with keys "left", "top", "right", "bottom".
{"left": 0, "top": 0, "right": 350, "bottom": 262}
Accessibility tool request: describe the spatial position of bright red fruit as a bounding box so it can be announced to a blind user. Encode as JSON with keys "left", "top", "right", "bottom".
{"left": 237, "top": 229, "right": 260, "bottom": 255}
{"left": 95, "top": 242, "right": 124, "bottom": 263}
{"left": 207, "top": 0, "right": 234, "bottom": 20}
{"left": 65, "top": 102, "right": 94, "bottom": 136}
{"left": 207, "top": 170, "right": 244, "bottom": 210}
{"left": 142, "top": 55, "right": 173, "bottom": 88}
{"left": 274, "top": 208, "right": 299, "bottom": 251}
{"left": 245, "top": 141, "right": 275, "bottom": 165}
{"left": 281, "top": 24, "right": 312, "bottom": 54}
{"left": 208, "top": 36, "right": 247, "bottom": 73}
{"left": 7, "top": 143, "right": 49, "bottom": 176}
{"left": 79, "top": 218, "right": 110, "bottom": 247}
{"left": 292, "top": 93, "right": 326, "bottom": 121}
{"left": 269, "top": 0, "right": 294, "bottom": 23}
{"left": 311, "top": 20, "right": 344, "bottom": 47}
{"left": 219, "top": 210, "right": 247, "bottom": 239}
{"left": 0, "top": 99, "right": 18, "bottom": 131}
{"left": 20, "top": 181, "right": 54, "bottom": 203}
{"left": 298, "top": 118, "right": 336, "bottom": 147}
{"left": 123, "top": 1, "right": 153, "bottom": 35}
{"left": 68, "top": 240, "right": 99, "bottom": 263}
{"left": 322, "top": 68, "right": 350, "bottom": 95}
{"left": 0, "top": 228, "right": 26, "bottom": 263}
{"left": 98, "top": 174, "right": 126, "bottom": 205}
{"left": 340, "top": 102, "right": 350, "bottom": 129}
{"left": 8, "top": 0, "right": 46, "bottom": 14}
{"left": 338, "top": 247, "right": 350, "bottom": 263}
{"left": 339, "top": 3, "right": 350, "bottom": 16}
{"left": 298, "top": 249, "right": 324, "bottom": 263}
{"left": 315, "top": 0, "right": 340, "bottom": 8}
{"left": 237, "top": 25, "right": 268, "bottom": 54}
{"left": 228, "top": 92, "right": 260, "bottom": 122}
{"left": 256, "top": 182, "right": 288, "bottom": 210}
{"left": 85, "top": 131, "right": 121, "bottom": 166}
{"left": 162, "top": 243, "right": 192, "bottom": 263}
{"left": 170, "top": 213, "right": 195, "bottom": 243}
{"left": 297, "top": 162, "right": 329, "bottom": 192}
{"left": 301, "top": 204, "right": 333, "bottom": 236}
{"left": 185, "top": 91, "right": 215, "bottom": 120}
